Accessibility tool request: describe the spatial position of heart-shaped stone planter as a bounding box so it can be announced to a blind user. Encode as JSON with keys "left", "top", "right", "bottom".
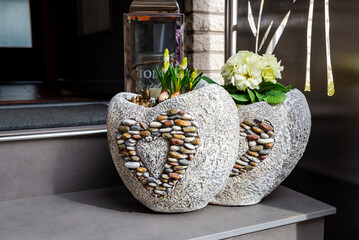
{"left": 107, "top": 84, "right": 239, "bottom": 212}
{"left": 211, "top": 89, "right": 311, "bottom": 206}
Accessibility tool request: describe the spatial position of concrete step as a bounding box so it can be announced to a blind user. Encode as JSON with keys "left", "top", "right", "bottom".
{"left": 0, "top": 185, "right": 335, "bottom": 240}
{"left": 0, "top": 102, "right": 118, "bottom": 202}
{"left": 0, "top": 130, "right": 120, "bottom": 202}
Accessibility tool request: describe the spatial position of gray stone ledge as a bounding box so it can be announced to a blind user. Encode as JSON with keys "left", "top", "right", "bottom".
{"left": 0, "top": 186, "right": 335, "bottom": 240}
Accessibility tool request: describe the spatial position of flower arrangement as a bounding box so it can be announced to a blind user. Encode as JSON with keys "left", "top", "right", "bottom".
{"left": 154, "top": 49, "right": 203, "bottom": 103}
{"left": 152, "top": 49, "right": 290, "bottom": 105}
{"left": 217, "top": 50, "right": 291, "bottom": 105}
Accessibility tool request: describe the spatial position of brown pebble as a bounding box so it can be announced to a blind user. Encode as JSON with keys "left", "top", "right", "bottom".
{"left": 160, "top": 178, "right": 168, "bottom": 183}
{"left": 173, "top": 134, "right": 185, "bottom": 140}
{"left": 157, "top": 116, "right": 167, "bottom": 121}
{"left": 132, "top": 135, "right": 142, "bottom": 140}
{"left": 168, "top": 109, "right": 179, "bottom": 116}
{"left": 162, "top": 133, "right": 172, "bottom": 139}
{"left": 267, "top": 131, "right": 275, "bottom": 137}
{"left": 259, "top": 122, "right": 273, "bottom": 131}
{"left": 265, "top": 143, "right": 274, "bottom": 148}
{"left": 169, "top": 152, "right": 187, "bottom": 159}
{"left": 168, "top": 162, "right": 179, "bottom": 166}
{"left": 122, "top": 133, "right": 131, "bottom": 140}
{"left": 139, "top": 122, "right": 148, "bottom": 130}
{"left": 119, "top": 149, "right": 128, "bottom": 156}
{"left": 136, "top": 176, "right": 144, "bottom": 180}
{"left": 178, "top": 110, "right": 185, "bottom": 115}
{"left": 240, "top": 169, "right": 247, "bottom": 173}
{"left": 250, "top": 145, "right": 263, "bottom": 152}
{"left": 162, "top": 120, "right": 174, "bottom": 127}
{"left": 252, "top": 127, "right": 264, "bottom": 133}
{"left": 192, "top": 139, "right": 200, "bottom": 145}
{"left": 173, "top": 166, "right": 184, "bottom": 170}
{"left": 183, "top": 127, "right": 197, "bottom": 133}
{"left": 188, "top": 155, "right": 193, "bottom": 160}
{"left": 136, "top": 167, "right": 147, "bottom": 173}
{"left": 169, "top": 173, "right": 182, "bottom": 180}
{"left": 170, "top": 138, "right": 184, "bottom": 145}
{"left": 129, "top": 151, "right": 136, "bottom": 156}
{"left": 140, "top": 131, "right": 150, "bottom": 137}
{"left": 119, "top": 126, "right": 129, "bottom": 132}
{"left": 247, "top": 151, "right": 259, "bottom": 157}
{"left": 174, "top": 119, "right": 191, "bottom": 127}
{"left": 259, "top": 155, "right": 267, "bottom": 160}
{"left": 234, "top": 164, "right": 243, "bottom": 169}
{"left": 246, "top": 135, "right": 259, "bottom": 141}
{"left": 244, "top": 120, "right": 256, "bottom": 126}
{"left": 145, "top": 186, "right": 153, "bottom": 191}
{"left": 176, "top": 170, "right": 185, "bottom": 174}
{"left": 250, "top": 162, "right": 257, "bottom": 166}
{"left": 240, "top": 123, "right": 250, "bottom": 130}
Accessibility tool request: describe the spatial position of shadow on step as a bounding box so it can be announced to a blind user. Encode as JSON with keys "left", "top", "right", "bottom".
{"left": 59, "top": 186, "right": 154, "bottom": 214}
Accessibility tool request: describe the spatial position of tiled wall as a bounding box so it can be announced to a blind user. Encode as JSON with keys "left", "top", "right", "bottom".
{"left": 185, "top": 0, "right": 225, "bottom": 84}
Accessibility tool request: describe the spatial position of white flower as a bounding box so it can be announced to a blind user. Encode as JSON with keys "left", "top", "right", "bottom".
{"left": 222, "top": 51, "right": 263, "bottom": 91}
{"left": 261, "top": 54, "right": 284, "bottom": 83}
{"left": 233, "top": 59, "right": 262, "bottom": 91}
{"left": 221, "top": 51, "right": 251, "bottom": 83}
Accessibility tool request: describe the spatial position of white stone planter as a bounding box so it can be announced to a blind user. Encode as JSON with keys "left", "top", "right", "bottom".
{"left": 211, "top": 89, "right": 311, "bottom": 206}
{"left": 107, "top": 84, "right": 239, "bottom": 212}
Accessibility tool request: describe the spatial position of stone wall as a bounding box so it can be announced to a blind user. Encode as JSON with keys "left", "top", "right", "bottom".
{"left": 184, "top": 0, "right": 225, "bottom": 84}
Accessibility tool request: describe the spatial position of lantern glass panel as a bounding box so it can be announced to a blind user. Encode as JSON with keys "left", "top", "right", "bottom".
{"left": 124, "top": 14, "right": 184, "bottom": 96}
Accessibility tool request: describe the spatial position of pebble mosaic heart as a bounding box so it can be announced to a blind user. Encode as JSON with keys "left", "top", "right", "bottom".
{"left": 115, "top": 109, "right": 200, "bottom": 198}
{"left": 230, "top": 118, "right": 275, "bottom": 177}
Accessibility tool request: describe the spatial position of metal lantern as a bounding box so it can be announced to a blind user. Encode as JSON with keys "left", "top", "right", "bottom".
{"left": 123, "top": 0, "right": 184, "bottom": 97}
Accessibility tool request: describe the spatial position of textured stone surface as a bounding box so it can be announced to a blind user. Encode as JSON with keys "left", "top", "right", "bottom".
{"left": 107, "top": 84, "right": 239, "bottom": 212}
{"left": 136, "top": 138, "right": 168, "bottom": 179}
{"left": 187, "top": 53, "right": 224, "bottom": 71}
{"left": 211, "top": 89, "right": 311, "bottom": 206}
{"left": 186, "top": 14, "right": 224, "bottom": 32}
{"left": 186, "top": 34, "right": 225, "bottom": 52}
{"left": 185, "top": 0, "right": 225, "bottom": 13}
{"left": 200, "top": 72, "right": 224, "bottom": 85}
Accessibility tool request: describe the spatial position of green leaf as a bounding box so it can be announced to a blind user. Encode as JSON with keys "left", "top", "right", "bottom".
{"left": 285, "top": 84, "right": 292, "bottom": 92}
{"left": 230, "top": 93, "right": 250, "bottom": 103}
{"left": 154, "top": 66, "right": 162, "bottom": 80}
{"left": 258, "top": 81, "right": 291, "bottom": 93}
{"left": 191, "top": 72, "right": 203, "bottom": 91}
{"left": 247, "top": 89, "right": 256, "bottom": 103}
{"left": 222, "top": 84, "right": 238, "bottom": 94}
{"left": 275, "top": 82, "right": 292, "bottom": 93}
{"left": 263, "top": 90, "right": 286, "bottom": 104}
{"left": 163, "top": 70, "right": 172, "bottom": 90}
{"left": 201, "top": 76, "right": 219, "bottom": 85}
{"left": 254, "top": 90, "right": 265, "bottom": 101}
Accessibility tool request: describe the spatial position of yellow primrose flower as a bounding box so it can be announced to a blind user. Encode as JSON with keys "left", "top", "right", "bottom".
{"left": 163, "top": 49, "right": 169, "bottom": 62}
{"left": 179, "top": 57, "right": 188, "bottom": 70}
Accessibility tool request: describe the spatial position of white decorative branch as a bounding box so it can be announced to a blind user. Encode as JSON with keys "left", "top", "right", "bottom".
{"left": 266, "top": 10, "right": 291, "bottom": 54}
